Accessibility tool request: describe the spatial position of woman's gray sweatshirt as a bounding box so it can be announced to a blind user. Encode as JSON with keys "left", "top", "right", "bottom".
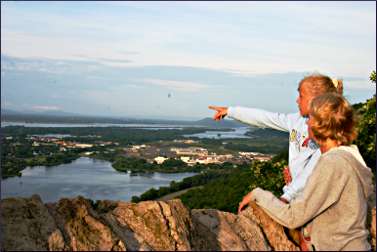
{"left": 251, "top": 146, "right": 374, "bottom": 251}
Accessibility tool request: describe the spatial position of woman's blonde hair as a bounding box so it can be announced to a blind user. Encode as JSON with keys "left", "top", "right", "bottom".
{"left": 299, "top": 73, "right": 343, "bottom": 96}
{"left": 309, "top": 93, "right": 357, "bottom": 145}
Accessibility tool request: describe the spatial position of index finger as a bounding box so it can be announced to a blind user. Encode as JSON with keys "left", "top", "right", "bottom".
{"left": 208, "top": 105, "right": 219, "bottom": 110}
{"left": 238, "top": 202, "right": 243, "bottom": 214}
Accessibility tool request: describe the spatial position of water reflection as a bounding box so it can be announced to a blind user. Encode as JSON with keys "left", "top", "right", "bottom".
{"left": 1, "top": 157, "right": 197, "bottom": 203}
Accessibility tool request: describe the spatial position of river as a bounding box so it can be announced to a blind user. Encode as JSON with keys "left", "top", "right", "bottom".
{"left": 2, "top": 121, "right": 253, "bottom": 138}
{"left": 1, "top": 157, "right": 197, "bottom": 203}
{"left": 183, "top": 127, "right": 253, "bottom": 139}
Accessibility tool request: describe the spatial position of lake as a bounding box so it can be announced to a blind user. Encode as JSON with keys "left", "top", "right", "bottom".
{"left": 1, "top": 157, "right": 197, "bottom": 203}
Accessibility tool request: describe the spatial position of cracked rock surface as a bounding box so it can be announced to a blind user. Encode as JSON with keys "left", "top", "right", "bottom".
{"left": 1, "top": 195, "right": 375, "bottom": 251}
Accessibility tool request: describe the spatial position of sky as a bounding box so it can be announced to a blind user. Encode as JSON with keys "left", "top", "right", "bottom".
{"left": 1, "top": 1, "right": 376, "bottom": 120}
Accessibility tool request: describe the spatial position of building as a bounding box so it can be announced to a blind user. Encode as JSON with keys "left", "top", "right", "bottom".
{"left": 239, "top": 151, "right": 264, "bottom": 157}
{"left": 99, "top": 141, "right": 113, "bottom": 146}
{"left": 154, "top": 156, "right": 168, "bottom": 164}
{"left": 173, "top": 139, "right": 198, "bottom": 144}
{"left": 253, "top": 156, "right": 272, "bottom": 162}
{"left": 238, "top": 152, "right": 272, "bottom": 161}
{"left": 180, "top": 156, "right": 191, "bottom": 163}
{"left": 131, "top": 144, "right": 147, "bottom": 151}
{"left": 170, "top": 147, "right": 208, "bottom": 156}
{"left": 74, "top": 143, "right": 93, "bottom": 148}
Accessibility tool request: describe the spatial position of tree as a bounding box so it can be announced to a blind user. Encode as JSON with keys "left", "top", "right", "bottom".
{"left": 370, "top": 70, "right": 376, "bottom": 83}
{"left": 353, "top": 70, "right": 376, "bottom": 174}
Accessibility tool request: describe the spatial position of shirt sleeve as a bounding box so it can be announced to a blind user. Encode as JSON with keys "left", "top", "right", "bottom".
{"left": 251, "top": 154, "right": 349, "bottom": 229}
{"left": 227, "top": 106, "right": 293, "bottom": 132}
{"left": 281, "top": 149, "right": 322, "bottom": 201}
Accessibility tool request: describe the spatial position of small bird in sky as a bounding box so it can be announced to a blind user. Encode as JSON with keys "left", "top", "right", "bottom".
{"left": 168, "top": 93, "right": 172, "bottom": 98}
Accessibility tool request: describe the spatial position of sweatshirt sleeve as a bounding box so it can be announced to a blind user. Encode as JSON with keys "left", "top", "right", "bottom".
{"left": 281, "top": 149, "right": 322, "bottom": 201}
{"left": 227, "top": 106, "right": 292, "bottom": 132}
{"left": 251, "top": 154, "right": 349, "bottom": 229}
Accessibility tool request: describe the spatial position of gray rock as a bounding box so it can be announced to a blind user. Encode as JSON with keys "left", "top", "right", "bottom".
{"left": 0, "top": 194, "right": 61, "bottom": 250}
{"left": 3, "top": 195, "right": 372, "bottom": 251}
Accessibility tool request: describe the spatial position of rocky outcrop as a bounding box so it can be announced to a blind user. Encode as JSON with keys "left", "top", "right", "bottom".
{"left": 45, "top": 197, "right": 126, "bottom": 251}
{"left": 190, "top": 208, "right": 271, "bottom": 251}
{"left": 241, "top": 202, "right": 299, "bottom": 251}
{"left": 0, "top": 195, "right": 61, "bottom": 251}
{"left": 1, "top": 195, "right": 375, "bottom": 251}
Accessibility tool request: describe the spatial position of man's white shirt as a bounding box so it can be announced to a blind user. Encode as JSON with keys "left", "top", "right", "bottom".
{"left": 228, "top": 106, "right": 321, "bottom": 201}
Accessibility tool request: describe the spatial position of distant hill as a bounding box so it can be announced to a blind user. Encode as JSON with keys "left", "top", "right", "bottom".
{"left": 1, "top": 109, "right": 21, "bottom": 115}
{"left": 1, "top": 109, "right": 80, "bottom": 117}
{"left": 1, "top": 109, "right": 249, "bottom": 128}
{"left": 194, "top": 117, "right": 246, "bottom": 128}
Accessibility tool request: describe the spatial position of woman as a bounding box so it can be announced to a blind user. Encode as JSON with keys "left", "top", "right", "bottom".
{"left": 238, "top": 93, "right": 374, "bottom": 251}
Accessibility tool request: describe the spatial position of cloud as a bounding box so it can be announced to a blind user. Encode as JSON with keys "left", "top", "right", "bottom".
{"left": 72, "top": 54, "right": 133, "bottom": 65}
{"left": 1, "top": 49, "right": 132, "bottom": 74}
{"left": 137, "top": 78, "right": 209, "bottom": 93}
{"left": 117, "top": 50, "right": 140, "bottom": 56}
{"left": 2, "top": 52, "right": 374, "bottom": 119}
{"left": 1, "top": 54, "right": 105, "bottom": 75}
{"left": 31, "top": 105, "right": 61, "bottom": 111}
{"left": 95, "top": 57, "right": 132, "bottom": 64}
{"left": 2, "top": 2, "right": 375, "bottom": 77}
